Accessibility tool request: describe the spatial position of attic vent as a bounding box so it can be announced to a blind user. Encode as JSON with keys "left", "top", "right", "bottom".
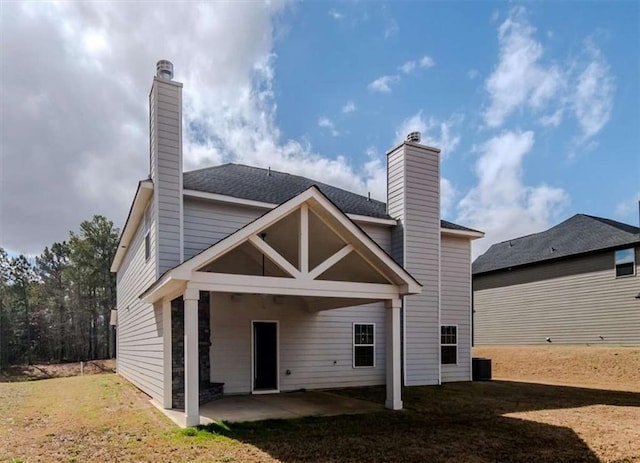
{"left": 156, "top": 60, "right": 174, "bottom": 80}
{"left": 406, "top": 131, "right": 421, "bottom": 143}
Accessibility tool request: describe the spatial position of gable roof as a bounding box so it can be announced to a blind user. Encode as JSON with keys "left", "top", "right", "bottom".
{"left": 141, "top": 185, "right": 421, "bottom": 303}
{"left": 473, "top": 214, "right": 640, "bottom": 275}
{"left": 183, "top": 163, "right": 478, "bottom": 232}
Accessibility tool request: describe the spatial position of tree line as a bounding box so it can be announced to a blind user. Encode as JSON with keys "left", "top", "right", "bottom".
{"left": 0, "top": 215, "right": 119, "bottom": 368}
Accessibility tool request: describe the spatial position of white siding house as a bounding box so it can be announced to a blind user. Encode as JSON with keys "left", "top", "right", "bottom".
{"left": 111, "top": 61, "right": 483, "bottom": 427}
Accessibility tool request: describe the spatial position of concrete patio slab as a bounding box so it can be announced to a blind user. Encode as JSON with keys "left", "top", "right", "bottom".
{"left": 155, "top": 390, "right": 383, "bottom": 428}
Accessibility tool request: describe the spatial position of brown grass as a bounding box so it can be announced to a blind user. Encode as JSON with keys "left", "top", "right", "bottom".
{"left": 1, "top": 347, "right": 639, "bottom": 462}
{"left": 473, "top": 345, "right": 640, "bottom": 392}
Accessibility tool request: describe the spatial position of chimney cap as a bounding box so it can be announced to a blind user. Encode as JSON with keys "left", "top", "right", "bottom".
{"left": 156, "top": 60, "right": 174, "bottom": 80}
{"left": 406, "top": 131, "right": 421, "bottom": 143}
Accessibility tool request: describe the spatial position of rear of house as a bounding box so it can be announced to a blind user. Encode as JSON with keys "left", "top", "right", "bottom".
{"left": 111, "top": 61, "right": 483, "bottom": 426}
{"left": 473, "top": 214, "right": 640, "bottom": 346}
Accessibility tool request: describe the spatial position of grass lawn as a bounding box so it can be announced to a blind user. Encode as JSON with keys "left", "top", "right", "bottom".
{"left": 1, "top": 371, "right": 639, "bottom": 462}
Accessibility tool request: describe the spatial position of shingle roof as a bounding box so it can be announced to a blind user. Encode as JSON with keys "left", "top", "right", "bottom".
{"left": 472, "top": 214, "right": 640, "bottom": 274}
{"left": 183, "top": 163, "right": 477, "bottom": 232}
{"left": 183, "top": 164, "right": 388, "bottom": 218}
{"left": 441, "top": 219, "right": 482, "bottom": 233}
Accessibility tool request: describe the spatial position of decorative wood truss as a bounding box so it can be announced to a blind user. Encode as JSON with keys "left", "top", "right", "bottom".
{"left": 141, "top": 186, "right": 421, "bottom": 308}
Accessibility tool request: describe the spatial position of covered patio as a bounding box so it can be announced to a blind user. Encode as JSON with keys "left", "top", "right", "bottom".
{"left": 158, "top": 390, "right": 383, "bottom": 427}
{"left": 141, "top": 186, "right": 421, "bottom": 426}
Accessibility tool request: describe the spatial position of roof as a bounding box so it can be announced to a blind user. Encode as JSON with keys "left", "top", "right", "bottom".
{"left": 473, "top": 214, "right": 640, "bottom": 274}
{"left": 440, "top": 219, "right": 481, "bottom": 234}
{"left": 183, "top": 163, "right": 477, "bottom": 232}
{"left": 184, "top": 164, "right": 389, "bottom": 218}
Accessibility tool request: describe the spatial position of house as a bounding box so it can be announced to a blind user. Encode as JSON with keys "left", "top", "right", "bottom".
{"left": 473, "top": 214, "right": 640, "bottom": 346}
{"left": 110, "top": 60, "right": 484, "bottom": 427}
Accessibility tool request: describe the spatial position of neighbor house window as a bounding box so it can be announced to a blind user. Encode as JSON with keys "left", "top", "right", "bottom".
{"left": 441, "top": 325, "right": 457, "bottom": 365}
{"left": 615, "top": 248, "right": 635, "bottom": 277}
{"left": 143, "top": 205, "right": 151, "bottom": 261}
{"left": 353, "top": 323, "right": 375, "bottom": 368}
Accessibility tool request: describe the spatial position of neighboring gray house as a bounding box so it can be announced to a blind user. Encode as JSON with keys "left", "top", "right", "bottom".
{"left": 111, "top": 61, "right": 483, "bottom": 427}
{"left": 473, "top": 214, "right": 640, "bottom": 346}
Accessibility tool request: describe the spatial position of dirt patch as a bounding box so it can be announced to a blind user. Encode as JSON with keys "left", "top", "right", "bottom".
{"left": 473, "top": 345, "right": 640, "bottom": 392}
{"left": 0, "top": 359, "right": 116, "bottom": 382}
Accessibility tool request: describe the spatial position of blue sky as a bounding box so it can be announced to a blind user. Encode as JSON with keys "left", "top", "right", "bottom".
{"left": 276, "top": 2, "right": 638, "bottom": 219}
{"left": 1, "top": 1, "right": 638, "bottom": 257}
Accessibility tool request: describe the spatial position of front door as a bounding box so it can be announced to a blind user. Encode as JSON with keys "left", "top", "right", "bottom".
{"left": 253, "top": 321, "right": 278, "bottom": 391}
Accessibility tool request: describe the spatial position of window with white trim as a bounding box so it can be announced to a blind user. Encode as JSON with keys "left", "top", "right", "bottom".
{"left": 441, "top": 325, "right": 457, "bottom": 365}
{"left": 615, "top": 248, "right": 635, "bottom": 277}
{"left": 353, "top": 323, "right": 375, "bottom": 368}
{"left": 143, "top": 205, "right": 151, "bottom": 261}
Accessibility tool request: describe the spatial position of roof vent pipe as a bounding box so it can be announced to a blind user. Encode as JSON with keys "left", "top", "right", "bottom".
{"left": 406, "top": 131, "right": 421, "bottom": 143}
{"left": 156, "top": 60, "right": 174, "bottom": 80}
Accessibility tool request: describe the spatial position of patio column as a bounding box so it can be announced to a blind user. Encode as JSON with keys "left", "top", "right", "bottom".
{"left": 385, "top": 298, "right": 403, "bottom": 410}
{"left": 162, "top": 298, "right": 172, "bottom": 409}
{"left": 184, "top": 287, "right": 200, "bottom": 426}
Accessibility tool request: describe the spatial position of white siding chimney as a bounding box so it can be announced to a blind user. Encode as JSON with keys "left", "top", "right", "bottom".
{"left": 387, "top": 134, "right": 441, "bottom": 386}
{"left": 149, "top": 60, "right": 183, "bottom": 276}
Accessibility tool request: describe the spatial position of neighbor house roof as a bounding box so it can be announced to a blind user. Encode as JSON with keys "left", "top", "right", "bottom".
{"left": 183, "top": 163, "right": 479, "bottom": 232}
{"left": 473, "top": 214, "right": 640, "bottom": 275}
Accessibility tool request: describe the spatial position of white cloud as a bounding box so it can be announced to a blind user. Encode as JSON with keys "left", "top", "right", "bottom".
{"left": 399, "top": 61, "right": 416, "bottom": 74}
{"left": 384, "top": 19, "right": 398, "bottom": 39}
{"left": 318, "top": 117, "right": 339, "bottom": 136}
{"left": 539, "top": 108, "right": 564, "bottom": 127}
{"left": 317, "top": 117, "right": 332, "bottom": 128}
{"left": 395, "top": 111, "right": 462, "bottom": 158}
{"left": 419, "top": 55, "right": 435, "bottom": 69}
{"left": 329, "top": 9, "right": 343, "bottom": 20}
{"left": 484, "top": 7, "right": 564, "bottom": 128}
{"left": 368, "top": 74, "right": 400, "bottom": 93}
{"left": 399, "top": 55, "right": 434, "bottom": 74}
{"left": 440, "top": 178, "right": 457, "bottom": 218}
{"left": 573, "top": 41, "right": 615, "bottom": 142}
{"left": 457, "top": 131, "right": 569, "bottom": 257}
{"left": 341, "top": 100, "right": 356, "bottom": 113}
{"left": 0, "top": 2, "right": 388, "bottom": 254}
{"left": 483, "top": 7, "right": 615, "bottom": 146}
{"left": 362, "top": 146, "right": 387, "bottom": 201}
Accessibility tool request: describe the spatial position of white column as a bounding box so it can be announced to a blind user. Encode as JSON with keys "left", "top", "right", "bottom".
{"left": 162, "top": 298, "right": 172, "bottom": 409}
{"left": 299, "top": 204, "right": 309, "bottom": 275}
{"left": 385, "top": 298, "right": 403, "bottom": 410}
{"left": 184, "top": 287, "right": 200, "bottom": 426}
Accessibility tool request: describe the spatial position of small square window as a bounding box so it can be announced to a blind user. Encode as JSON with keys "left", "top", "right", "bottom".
{"left": 615, "top": 248, "right": 635, "bottom": 277}
{"left": 441, "top": 325, "right": 457, "bottom": 365}
{"left": 353, "top": 323, "right": 375, "bottom": 368}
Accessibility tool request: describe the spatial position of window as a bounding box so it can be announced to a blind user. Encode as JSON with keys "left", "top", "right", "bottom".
{"left": 441, "top": 325, "right": 457, "bottom": 365}
{"left": 353, "top": 323, "right": 375, "bottom": 368}
{"left": 143, "top": 205, "right": 151, "bottom": 261}
{"left": 615, "top": 248, "right": 635, "bottom": 277}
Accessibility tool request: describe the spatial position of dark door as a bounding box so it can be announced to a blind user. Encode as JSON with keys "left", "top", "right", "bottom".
{"left": 254, "top": 322, "right": 278, "bottom": 390}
